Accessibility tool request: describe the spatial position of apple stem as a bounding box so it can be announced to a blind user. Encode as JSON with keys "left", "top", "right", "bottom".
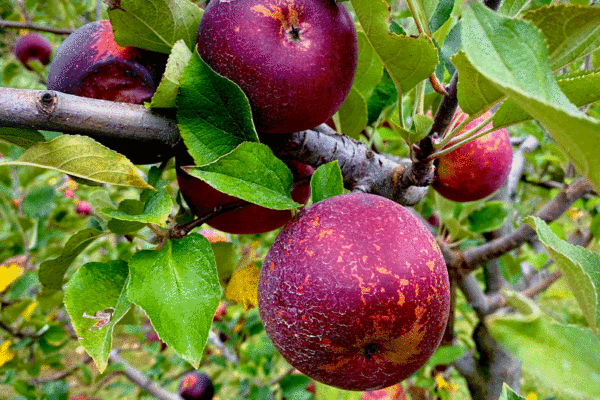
{"left": 428, "top": 125, "right": 495, "bottom": 160}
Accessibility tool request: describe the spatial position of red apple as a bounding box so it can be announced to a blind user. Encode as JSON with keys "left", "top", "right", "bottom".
{"left": 196, "top": 0, "right": 358, "bottom": 134}
{"left": 432, "top": 110, "right": 513, "bottom": 202}
{"left": 76, "top": 201, "right": 92, "bottom": 216}
{"left": 178, "top": 371, "right": 215, "bottom": 400}
{"left": 177, "top": 159, "right": 314, "bottom": 234}
{"left": 14, "top": 33, "right": 53, "bottom": 70}
{"left": 258, "top": 193, "right": 450, "bottom": 391}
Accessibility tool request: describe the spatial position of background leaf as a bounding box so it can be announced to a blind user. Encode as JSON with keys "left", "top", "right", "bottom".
{"left": 126, "top": 234, "right": 221, "bottom": 368}
{"left": 108, "top": 0, "right": 203, "bottom": 54}
{"left": 64, "top": 260, "right": 131, "bottom": 372}
{"left": 185, "top": 142, "right": 300, "bottom": 211}
{"left": 102, "top": 187, "right": 173, "bottom": 227}
{"left": 337, "top": 88, "right": 367, "bottom": 139}
{"left": 0, "top": 128, "right": 45, "bottom": 149}
{"left": 177, "top": 52, "right": 259, "bottom": 166}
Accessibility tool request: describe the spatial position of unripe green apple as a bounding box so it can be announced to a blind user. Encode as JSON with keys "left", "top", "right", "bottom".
{"left": 258, "top": 193, "right": 450, "bottom": 391}
{"left": 196, "top": 0, "right": 358, "bottom": 134}
{"left": 432, "top": 110, "right": 513, "bottom": 202}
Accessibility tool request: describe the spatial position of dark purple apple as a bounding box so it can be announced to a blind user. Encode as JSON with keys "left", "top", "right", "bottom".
{"left": 13, "top": 33, "right": 53, "bottom": 70}
{"left": 196, "top": 0, "right": 358, "bottom": 134}
{"left": 177, "top": 158, "right": 314, "bottom": 234}
{"left": 47, "top": 20, "right": 165, "bottom": 104}
{"left": 46, "top": 20, "right": 169, "bottom": 163}
{"left": 258, "top": 193, "right": 450, "bottom": 391}
{"left": 178, "top": 371, "right": 215, "bottom": 400}
{"left": 432, "top": 109, "right": 513, "bottom": 202}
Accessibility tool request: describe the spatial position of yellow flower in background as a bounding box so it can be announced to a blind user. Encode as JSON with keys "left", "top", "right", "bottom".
{"left": 0, "top": 340, "right": 15, "bottom": 367}
{"left": 22, "top": 301, "right": 38, "bottom": 321}
{"left": 525, "top": 393, "right": 539, "bottom": 400}
{"left": 435, "top": 374, "right": 459, "bottom": 392}
{"left": 0, "top": 262, "right": 24, "bottom": 292}
{"left": 225, "top": 263, "right": 261, "bottom": 311}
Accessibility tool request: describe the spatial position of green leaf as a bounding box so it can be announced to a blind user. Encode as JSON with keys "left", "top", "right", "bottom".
{"left": 149, "top": 40, "right": 193, "bottom": 108}
{"left": 487, "top": 297, "right": 600, "bottom": 399}
{"left": 22, "top": 186, "right": 55, "bottom": 219}
{"left": 353, "top": 31, "right": 385, "bottom": 99}
{"left": 107, "top": 0, "right": 203, "bottom": 54}
{"left": 429, "top": 0, "right": 454, "bottom": 33}
{"left": 102, "top": 187, "right": 173, "bottom": 227}
{"left": 522, "top": 5, "right": 600, "bottom": 70}
{"left": 337, "top": 88, "right": 368, "bottom": 139}
{"left": 315, "top": 382, "right": 361, "bottom": 400}
{"left": 351, "top": 0, "right": 439, "bottom": 93}
{"left": 462, "top": 1, "right": 600, "bottom": 193}
{"left": 64, "top": 260, "right": 132, "bottom": 372}
{"left": 177, "top": 51, "right": 259, "bottom": 166}
{"left": 39, "top": 228, "right": 103, "bottom": 290}
{"left": 451, "top": 51, "right": 504, "bottom": 116}
{"left": 366, "top": 72, "right": 398, "bottom": 126}
{"left": 495, "top": 69, "right": 600, "bottom": 129}
{"left": 185, "top": 142, "right": 300, "bottom": 211}
{"left": 0, "top": 135, "right": 153, "bottom": 190}
{"left": 467, "top": 201, "right": 509, "bottom": 233}
{"left": 127, "top": 234, "right": 221, "bottom": 368}
{"left": 105, "top": 199, "right": 147, "bottom": 234}
{"left": 498, "top": 0, "right": 531, "bottom": 17}
{"left": 525, "top": 216, "right": 600, "bottom": 333}
{"left": 310, "top": 161, "right": 344, "bottom": 204}
{"left": 0, "top": 128, "right": 46, "bottom": 149}
{"left": 498, "top": 384, "right": 527, "bottom": 400}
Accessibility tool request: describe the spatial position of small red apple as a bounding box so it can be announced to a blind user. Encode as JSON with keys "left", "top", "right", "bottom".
{"left": 432, "top": 110, "right": 513, "bottom": 202}
{"left": 14, "top": 33, "right": 53, "bottom": 70}
{"left": 178, "top": 371, "right": 215, "bottom": 400}
{"left": 258, "top": 193, "right": 450, "bottom": 391}
{"left": 196, "top": 0, "right": 358, "bottom": 134}
{"left": 177, "top": 159, "right": 313, "bottom": 234}
{"left": 213, "top": 301, "right": 227, "bottom": 322}
{"left": 76, "top": 201, "right": 92, "bottom": 216}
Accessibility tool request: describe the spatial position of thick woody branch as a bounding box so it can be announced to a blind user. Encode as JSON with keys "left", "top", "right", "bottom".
{"left": 0, "top": 19, "right": 73, "bottom": 35}
{"left": 443, "top": 177, "right": 593, "bottom": 277}
{"left": 0, "top": 88, "right": 181, "bottom": 164}
{"left": 1, "top": 88, "right": 430, "bottom": 205}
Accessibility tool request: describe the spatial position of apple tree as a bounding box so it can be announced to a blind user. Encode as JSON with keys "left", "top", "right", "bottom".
{"left": 1, "top": 0, "right": 600, "bottom": 399}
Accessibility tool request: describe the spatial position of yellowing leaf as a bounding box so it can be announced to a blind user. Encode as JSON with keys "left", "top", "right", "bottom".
{"left": 525, "top": 393, "right": 539, "bottom": 400}
{"left": 0, "top": 340, "right": 15, "bottom": 367}
{"left": 225, "top": 263, "right": 261, "bottom": 311}
{"left": 0, "top": 261, "right": 25, "bottom": 292}
{"left": 22, "top": 301, "right": 38, "bottom": 321}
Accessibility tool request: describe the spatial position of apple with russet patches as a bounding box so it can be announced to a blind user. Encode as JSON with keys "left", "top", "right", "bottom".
{"left": 258, "top": 193, "right": 450, "bottom": 391}
{"left": 196, "top": 0, "right": 358, "bottom": 134}
{"left": 432, "top": 109, "right": 513, "bottom": 202}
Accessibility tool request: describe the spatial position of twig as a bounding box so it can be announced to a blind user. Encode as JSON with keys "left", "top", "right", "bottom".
{"left": 109, "top": 349, "right": 183, "bottom": 400}
{"left": 31, "top": 355, "right": 94, "bottom": 386}
{"left": 0, "top": 19, "right": 73, "bottom": 35}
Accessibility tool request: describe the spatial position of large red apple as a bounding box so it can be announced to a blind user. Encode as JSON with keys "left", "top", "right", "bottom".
{"left": 258, "top": 193, "right": 450, "bottom": 391}
{"left": 177, "top": 158, "right": 313, "bottom": 234}
{"left": 432, "top": 110, "right": 513, "bottom": 202}
{"left": 196, "top": 0, "right": 358, "bottom": 134}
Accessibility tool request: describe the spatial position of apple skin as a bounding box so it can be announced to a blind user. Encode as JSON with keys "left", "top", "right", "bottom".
{"left": 432, "top": 110, "right": 513, "bottom": 202}
{"left": 14, "top": 33, "right": 53, "bottom": 70}
{"left": 75, "top": 200, "right": 92, "bottom": 216}
{"left": 178, "top": 371, "right": 215, "bottom": 400}
{"left": 177, "top": 159, "right": 314, "bottom": 234}
{"left": 46, "top": 20, "right": 169, "bottom": 164}
{"left": 258, "top": 193, "right": 450, "bottom": 391}
{"left": 196, "top": 0, "right": 358, "bottom": 134}
{"left": 47, "top": 20, "right": 166, "bottom": 104}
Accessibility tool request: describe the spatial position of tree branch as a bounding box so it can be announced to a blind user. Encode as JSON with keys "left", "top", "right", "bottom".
{"left": 1, "top": 88, "right": 431, "bottom": 205}
{"left": 0, "top": 19, "right": 74, "bottom": 35}
{"left": 109, "top": 349, "right": 183, "bottom": 400}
